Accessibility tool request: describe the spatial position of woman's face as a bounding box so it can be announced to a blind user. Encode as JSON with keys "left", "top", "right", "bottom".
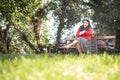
{"left": 83, "top": 21, "right": 89, "bottom": 27}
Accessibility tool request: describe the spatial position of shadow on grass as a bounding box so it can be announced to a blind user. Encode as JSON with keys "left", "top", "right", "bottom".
{"left": 0, "top": 52, "right": 120, "bottom": 62}
{"left": 0, "top": 54, "right": 38, "bottom": 61}
{"left": 0, "top": 53, "right": 77, "bottom": 61}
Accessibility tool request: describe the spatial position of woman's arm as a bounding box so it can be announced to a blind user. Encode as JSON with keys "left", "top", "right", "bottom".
{"left": 84, "top": 28, "right": 93, "bottom": 35}
{"left": 76, "top": 28, "right": 80, "bottom": 37}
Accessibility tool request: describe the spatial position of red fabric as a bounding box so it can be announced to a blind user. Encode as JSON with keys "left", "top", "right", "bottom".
{"left": 76, "top": 28, "right": 93, "bottom": 40}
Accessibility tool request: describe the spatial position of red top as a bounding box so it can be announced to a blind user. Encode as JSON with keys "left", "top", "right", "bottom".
{"left": 76, "top": 28, "right": 93, "bottom": 40}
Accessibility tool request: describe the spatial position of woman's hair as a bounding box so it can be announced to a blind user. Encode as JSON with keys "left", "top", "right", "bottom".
{"left": 82, "top": 19, "right": 90, "bottom": 24}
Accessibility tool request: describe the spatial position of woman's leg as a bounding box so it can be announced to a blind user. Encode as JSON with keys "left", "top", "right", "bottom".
{"left": 64, "top": 37, "right": 87, "bottom": 55}
{"left": 76, "top": 43, "right": 83, "bottom": 55}
{"left": 77, "top": 37, "right": 88, "bottom": 53}
{"left": 64, "top": 40, "right": 78, "bottom": 48}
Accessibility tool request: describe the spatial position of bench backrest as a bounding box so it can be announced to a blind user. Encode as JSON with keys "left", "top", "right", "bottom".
{"left": 92, "top": 35, "right": 116, "bottom": 40}
{"left": 65, "top": 35, "right": 116, "bottom": 41}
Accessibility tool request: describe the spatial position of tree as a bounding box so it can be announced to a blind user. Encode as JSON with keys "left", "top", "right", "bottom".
{"left": 0, "top": 0, "right": 52, "bottom": 53}
{"left": 50, "top": 0, "right": 93, "bottom": 45}
{"left": 40, "top": 22, "right": 49, "bottom": 46}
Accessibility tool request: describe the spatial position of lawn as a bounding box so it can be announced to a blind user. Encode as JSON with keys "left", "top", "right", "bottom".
{"left": 0, "top": 53, "right": 120, "bottom": 80}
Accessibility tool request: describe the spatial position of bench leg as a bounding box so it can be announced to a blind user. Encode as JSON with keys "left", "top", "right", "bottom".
{"left": 76, "top": 43, "right": 83, "bottom": 55}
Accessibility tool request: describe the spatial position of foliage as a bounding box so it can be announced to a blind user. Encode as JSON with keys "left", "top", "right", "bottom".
{"left": 0, "top": 0, "right": 94, "bottom": 53}
{"left": 50, "top": 0, "right": 94, "bottom": 43}
{"left": 1, "top": 0, "right": 119, "bottom": 53}
{"left": 0, "top": 0, "right": 51, "bottom": 53}
{"left": 82, "top": 0, "right": 120, "bottom": 49}
{"left": 83, "top": 0, "right": 120, "bottom": 35}
{"left": 0, "top": 53, "right": 120, "bottom": 80}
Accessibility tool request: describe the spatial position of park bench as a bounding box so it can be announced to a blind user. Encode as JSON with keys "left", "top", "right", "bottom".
{"left": 57, "top": 35, "right": 116, "bottom": 53}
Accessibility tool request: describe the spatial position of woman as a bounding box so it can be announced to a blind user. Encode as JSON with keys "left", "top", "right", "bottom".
{"left": 64, "top": 19, "right": 93, "bottom": 55}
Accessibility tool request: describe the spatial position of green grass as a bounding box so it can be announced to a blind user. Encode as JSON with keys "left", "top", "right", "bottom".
{"left": 0, "top": 53, "right": 120, "bottom": 80}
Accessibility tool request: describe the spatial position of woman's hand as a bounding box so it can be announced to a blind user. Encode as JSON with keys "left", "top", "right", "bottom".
{"left": 79, "top": 30, "right": 85, "bottom": 35}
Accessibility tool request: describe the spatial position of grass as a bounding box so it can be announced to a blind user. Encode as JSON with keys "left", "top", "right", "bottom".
{"left": 0, "top": 53, "right": 120, "bottom": 80}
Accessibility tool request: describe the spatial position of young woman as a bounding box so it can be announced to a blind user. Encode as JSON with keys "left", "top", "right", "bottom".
{"left": 64, "top": 19, "right": 93, "bottom": 55}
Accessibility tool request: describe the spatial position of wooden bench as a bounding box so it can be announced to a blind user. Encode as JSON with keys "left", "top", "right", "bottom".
{"left": 93, "top": 36, "right": 115, "bottom": 50}
{"left": 57, "top": 35, "right": 116, "bottom": 53}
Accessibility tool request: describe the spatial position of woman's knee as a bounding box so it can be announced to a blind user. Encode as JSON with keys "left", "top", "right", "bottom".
{"left": 74, "top": 40, "right": 78, "bottom": 43}
{"left": 75, "top": 42, "right": 80, "bottom": 47}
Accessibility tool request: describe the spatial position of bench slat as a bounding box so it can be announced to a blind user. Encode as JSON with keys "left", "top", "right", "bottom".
{"left": 65, "top": 38, "right": 77, "bottom": 40}
{"left": 65, "top": 35, "right": 116, "bottom": 40}
{"left": 92, "top": 35, "right": 116, "bottom": 40}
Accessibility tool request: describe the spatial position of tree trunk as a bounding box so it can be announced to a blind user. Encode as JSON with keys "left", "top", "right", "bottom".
{"left": 21, "top": 34, "right": 38, "bottom": 53}
{"left": 33, "top": 19, "right": 41, "bottom": 46}
{"left": 31, "top": 17, "right": 44, "bottom": 53}
{"left": 0, "top": 27, "right": 4, "bottom": 43}
{"left": 1, "top": 22, "right": 11, "bottom": 53}
{"left": 115, "top": 29, "right": 120, "bottom": 53}
{"left": 0, "top": 21, "right": 12, "bottom": 53}
{"left": 115, "top": 18, "right": 120, "bottom": 52}
{"left": 115, "top": 29, "right": 120, "bottom": 49}
{"left": 56, "top": 24, "right": 63, "bottom": 44}
{"left": 5, "top": 22, "right": 12, "bottom": 53}
{"left": 56, "top": 16, "right": 64, "bottom": 45}
{"left": 15, "top": 28, "right": 39, "bottom": 53}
